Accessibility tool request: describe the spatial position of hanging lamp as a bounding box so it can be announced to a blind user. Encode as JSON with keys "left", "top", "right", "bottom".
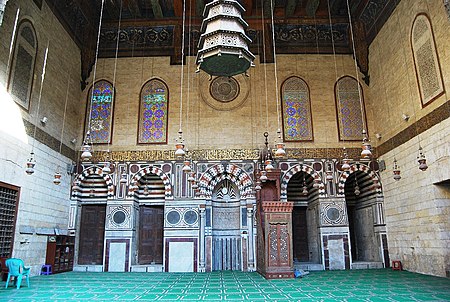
{"left": 102, "top": 161, "right": 111, "bottom": 174}
{"left": 143, "top": 186, "right": 149, "bottom": 196}
{"left": 265, "top": 159, "right": 274, "bottom": 172}
{"left": 393, "top": 158, "right": 401, "bottom": 181}
{"left": 325, "top": 163, "right": 334, "bottom": 182}
{"left": 53, "top": 171, "right": 62, "bottom": 185}
{"left": 182, "top": 160, "right": 192, "bottom": 173}
{"left": 26, "top": 41, "right": 50, "bottom": 175}
{"left": 25, "top": 152, "right": 36, "bottom": 175}
{"left": 360, "top": 130, "right": 372, "bottom": 159}
{"left": 80, "top": 133, "right": 93, "bottom": 162}
{"left": 354, "top": 174, "right": 360, "bottom": 196}
{"left": 274, "top": 130, "right": 286, "bottom": 157}
{"left": 302, "top": 183, "right": 308, "bottom": 196}
{"left": 260, "top": 170, "right": 268, "bottom": 182}
{"left": 302, "top": 173, "right": 308, "bottom": 195}
{"left": 196, "top": 0, "right": 255, "bottom": 76}
{"left": 417, "top": 146, "right": 428, "bottom": 171}
{"left": 175, "top": 129, "right": 186, "bottom": 157}
{"left": 72, "top": 179, "right": 81, "bottom": 192}
{"left": 175, "top": 1, "right": 188, "bottom": 157}
{"left": 82, "top": 0, "right": 106, "bottom": 162}
{"left": 188, "top": 172, "right": 195, "bottom": 182}
{"left": 341, "top": 147, "right": 351, "bottom": 171}
{"left": 254, "top": 180, "right": 262, "bottom": 191}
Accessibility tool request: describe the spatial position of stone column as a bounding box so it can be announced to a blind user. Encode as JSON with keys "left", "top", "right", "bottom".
{"left": 199, "top": 205, "right": 206, "bottom": 272}
{"left": 246, "top": 204, "right": 255, "bottom": 271}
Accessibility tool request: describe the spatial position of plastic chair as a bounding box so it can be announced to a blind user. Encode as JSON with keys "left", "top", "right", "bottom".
{"left": 5, "top": 258, "right": 31, "bottom": 289}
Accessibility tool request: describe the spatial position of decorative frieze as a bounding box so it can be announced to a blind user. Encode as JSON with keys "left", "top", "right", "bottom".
{"left": 100, "top": 26, "right": 174, "bottom": 49}
{"left": 90, "top": 147, "right": 366, "bottom": 162}
{"left": 275, "top": 23, "right": 349, "bottom": 49}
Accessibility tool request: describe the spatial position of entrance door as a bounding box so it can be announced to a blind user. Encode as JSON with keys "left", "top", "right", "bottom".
{"left": 138, "top": 205, "right": 164, "bottom": 264}
{"left": 78, "top": 205, "right": 106, "bottom": 265}
{"left": 292, "top": 206, "right": 309, "bottom": 262}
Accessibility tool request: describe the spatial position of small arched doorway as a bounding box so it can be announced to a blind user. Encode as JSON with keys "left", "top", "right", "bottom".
{"left": 344, "top": 170, "right": 382, "bottom": 264}
{"left": 287, "top": 171, "right": 321, "bottom": 265}
{"left": 136, "top": 172, "right": 165, "bottom": 265}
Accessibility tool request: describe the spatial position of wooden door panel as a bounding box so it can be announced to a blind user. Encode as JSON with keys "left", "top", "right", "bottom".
{"left": 78, "top": 205, "right": 106, "bottom": 265}
{"left": 139, "top": 206, "right": 164, "bottom": 264}
{"left": 292, "top": 207, "right": 309, "bottom": 262}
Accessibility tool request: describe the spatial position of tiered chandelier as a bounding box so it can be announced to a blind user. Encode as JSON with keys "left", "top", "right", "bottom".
{"left": 196, "top": 0, "right": 255, "bottom": 77}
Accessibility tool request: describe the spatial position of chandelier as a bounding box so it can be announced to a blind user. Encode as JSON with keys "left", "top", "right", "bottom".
{"left": 196, "top": 0, "right": 255, "bottom": 77}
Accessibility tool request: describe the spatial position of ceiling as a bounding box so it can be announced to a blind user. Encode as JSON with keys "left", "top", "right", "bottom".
{"left": 45, "top": 0, "right": 400, "bottom": 88}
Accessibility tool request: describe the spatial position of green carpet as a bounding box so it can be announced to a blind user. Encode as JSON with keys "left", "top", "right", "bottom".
{"left": 2, "top": 269, "right": 449, "bottom": 301}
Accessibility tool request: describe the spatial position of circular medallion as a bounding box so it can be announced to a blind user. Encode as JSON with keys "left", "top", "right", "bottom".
{"left": 326, "top": 208, "right": 340, "bottom": 222}
{"left": 113, "top": 211, "right": 126, "bottom": 224}
{"left": 200, "top": 74, "right": 250, "bottom": 111}
{"left": 167, "top": 210, "right": 181, "bottom": 225}
{"left": 210, "top": 76, "right": 240, "bottom": 103}
{"left": 184, "top": 210, "right": 198, "bottom": 225}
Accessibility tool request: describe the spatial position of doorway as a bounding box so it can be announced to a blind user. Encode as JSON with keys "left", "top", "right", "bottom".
{"left": 138, "top": 205, "right": 164, "bottom": 264}
{"left": 78, "top": 205, "right": 106, "bottom": 265}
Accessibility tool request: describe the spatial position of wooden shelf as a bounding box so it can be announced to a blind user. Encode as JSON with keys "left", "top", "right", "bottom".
{"left": 45, "top": 235, "right": 75, "bottom": 274}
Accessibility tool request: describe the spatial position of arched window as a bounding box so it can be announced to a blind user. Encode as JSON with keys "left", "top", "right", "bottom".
{"left": 411, "top": 14, "right": 444, "bottom": 107}
{"left": 85, "top": 80, "right": 115, "bottom": 144}
{"left": 138, "top": 79, "right": 169, "bottom": 144}
{"left": 8, "top": 20, "right": 38, "bottom": 110}
{"left": 281, "top": 76, "right": 313, "bottom": 141}
{"left": 335, "top": 76, "right": 367, "bottom": 141}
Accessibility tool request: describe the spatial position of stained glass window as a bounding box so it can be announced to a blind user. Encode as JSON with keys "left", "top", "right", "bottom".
{"left": 8, "top": 20, "right": 37, "bottom": 110}
{"left": 281, "top": 76, "right": 313, "bottom": 141}
{"left": 411, "top": 14, "right": 444, "bottom": 106}
{"left": 138, "top": 79, "right": 168, "bottom": 144}
{"left": 335, "top": 76, "right": 366, "bottom": 141}
{"left": 85, "top": 80, "right": 114, "bottom": 144}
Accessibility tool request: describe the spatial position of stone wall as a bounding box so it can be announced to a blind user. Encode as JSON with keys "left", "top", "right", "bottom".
{"left": 0, "top": 0, "right": 82, "bottom": 275}
{"left": 368, "top": 0, "right": 450, "bottom": 277}
{"left": 84, "top": 54, "right": 370, "bottom": 151}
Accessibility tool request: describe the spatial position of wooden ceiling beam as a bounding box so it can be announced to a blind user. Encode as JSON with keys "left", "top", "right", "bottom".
{"left": 306, "top": 0, "right": 320, "bottom": 16}
{"left": 173, "top": 0, "right": 182, "bottom": 17}
{"left": 241, "top": 0, "right": 254, "bottom": 16}
{"left": 196, "top": 0, "right": 205, "bottom": 16}
{"left": 124, "top": 0, "right": 142, "bottom": 18}
{"left": 151, "top": 0, "right": 164, "bottom": 18}
{"left": 105, "top": 0, "right": 120, "bottom": 20}
{"left": 263, "top": 0, "right": 274, "bottom": 17}
{"left": 285, "top": 0, "right": 298, "bottom": 17}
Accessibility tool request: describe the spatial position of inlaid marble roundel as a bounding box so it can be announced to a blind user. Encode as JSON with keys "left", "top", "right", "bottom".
{"left": 210, "top": 76, "right": 240, "bottom": 103}
{"left": 113, "top": 211, "right": 126, "bottom": 224}
{"left": 326, "top": 208, "right": 340, "bottom": 222}
{"left": 183, "top": 210, "right": 198, "bottom": 225}
{"left": 167, "top": 210, "right": 181, "bottom": 225}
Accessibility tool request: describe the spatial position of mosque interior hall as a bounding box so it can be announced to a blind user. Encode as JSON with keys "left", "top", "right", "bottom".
{"left": 0, "top": 0, "right": 449, "bottom": 293}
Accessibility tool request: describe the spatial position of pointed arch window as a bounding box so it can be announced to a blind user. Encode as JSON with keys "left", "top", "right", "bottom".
{"left": 411, "top": 14, "right": 444, "bottom": 107}
{"left": 138, "top": 79, "right": 169, "bottom": 144}
{"left": 335, "top": 76, "right": 367, "bottom": 141}
{"left": 281, "top": 76, "right": 313, "bottom": 141}
{"left": 8, "top": 20, "right": 38, "bottom": 110}
{"left": 85, "top": 80, "right": 115, "bottom": 144}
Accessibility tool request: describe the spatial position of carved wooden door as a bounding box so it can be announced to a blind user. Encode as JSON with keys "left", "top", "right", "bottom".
{"left": 78, "top": 205, "right": 106, "bottom": 265}
{"left": 292, "top": 206, "right": 309, "bottom": 262}
{"left": 138, "top": 205, "right": 164, "bottom": 264}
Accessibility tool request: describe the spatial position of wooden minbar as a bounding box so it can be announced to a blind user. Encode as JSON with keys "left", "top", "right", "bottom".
{"left": 256, "top": 169, "right": 294, "bottom": 279}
